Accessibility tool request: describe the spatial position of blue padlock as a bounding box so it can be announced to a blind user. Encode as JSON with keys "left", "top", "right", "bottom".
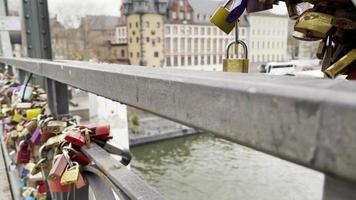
{"left": 19, "top": 85, "right": 34, "bottom": 102}
{"left": 19, "top": 179, "right": 26, "bottom": 190}
{"left": 226, "top": 0, "right": 247, "bottom": 23}
{"left": 25, "top": 195, "right": 36, "bottom": 200}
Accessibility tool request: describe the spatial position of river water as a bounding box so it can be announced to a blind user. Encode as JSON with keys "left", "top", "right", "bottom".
{"left": 131, "top": 134, "right": 324, "bottom": 200}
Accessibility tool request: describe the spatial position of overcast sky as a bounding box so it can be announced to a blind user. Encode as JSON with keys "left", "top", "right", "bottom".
{"left": 8, "top": 0, "right": 287, "bottom": 27}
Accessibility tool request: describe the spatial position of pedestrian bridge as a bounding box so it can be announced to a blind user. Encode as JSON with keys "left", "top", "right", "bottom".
{"left": 1, "top": 57, "right": 356, "bottom": 199}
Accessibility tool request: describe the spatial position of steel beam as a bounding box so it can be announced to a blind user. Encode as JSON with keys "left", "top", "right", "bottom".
{"left": 21, "top": 0, "right": 69, "bottom": 116}
{"left": 2, "top": 58, "right": 356, "bottom": 185}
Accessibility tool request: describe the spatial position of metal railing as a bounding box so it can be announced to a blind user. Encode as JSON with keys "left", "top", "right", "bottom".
{"left": 1, "top": 57, "right": 356, "bottom": 199}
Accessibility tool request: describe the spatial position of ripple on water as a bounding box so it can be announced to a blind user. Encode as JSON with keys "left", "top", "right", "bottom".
{"left": 131, "top": 134, "right": 324, "bottom": 200}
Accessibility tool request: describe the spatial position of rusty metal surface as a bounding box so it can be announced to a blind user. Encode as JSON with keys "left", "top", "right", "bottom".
{"left": 2, "top": 57, "right": 356, "bottom": 184}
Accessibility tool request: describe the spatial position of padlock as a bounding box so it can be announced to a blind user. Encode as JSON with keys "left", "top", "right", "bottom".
{"left": 65, "top": 131, "right": 86, "bottom": 146}
{"left": 223, "top": 40, "right": 249, "bottom": 72}
{"left": 210, "top": 0, "right": 236, "bottom": 34}
{"left": 16, "top": 102, "right": 33, "bottom": 110}
{"left": 60, "top": 162, "right": 80, "bottom": 185}
{"left": 37, "top": 181, "right": 46, "bottom": 194}
{"left": 48, "top": 179, "right": 72, "bottom": 193}
{"left": 30, "top": 158, "right": 47, "bottom": 176}
{"left": 316, "top": 38, "right": 327, "bottom": 59}
{"left": 48, "top": 154, "right": 68, "bottom": 181}
{"left": 64, "top": 146, "right": 91, "bottom": 166}
{"left": 12, "top": 110, "right": 22, "bottom": 123}
{"left": 294, "top": 11, "right": 333, "bottom": 39}
{"left": 19, "top": 85, "right": 34, "bottom": 102}
{"left": 30, "top": 128, "right": 42, "bottom": 145}
{"left": 16, "top": 141, "right": 31, "bottom": 164}
{"left": 76, "top": 173, "right": 87, "bottom": 189}
{"left": 325, "top": 49, "right": 356, "bottom": 79}
{"left": 93, "top": 125, "right": 110, "bottom": 139}
{"left": 46, "top": 120, "right": 67, "bottom": 134}
{"left": 226, "top": 0, "right": 248, "bottom": 23}
{"left": 25, "top": 108, "right": 42, "bottom": 121}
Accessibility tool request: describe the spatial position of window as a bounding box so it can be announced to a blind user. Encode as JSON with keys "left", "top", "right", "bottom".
{"left": 207, "top": 27, "right": 211, "bottom": 35}
{"left": 173, "top": 26, "right": 178, "bottom": 34}
{"left": 200, "top": 39, "right": 204, "bottom": 50}
{"left": 145, "top": 21, "right": 150, "bottom": 28}
{"left": 207, "top": 56, "right": 211, "bottom": 65}
{"left": 186, "top": 13, "right": 191, "bottom": 20}
{"left": 136, "top": 22, "right": 138, "bottom": 28}
{"left": 130, "top": 52, "right": 133, "bottom": 58}
{"left": 136, "top": 37, "right": 139, "bottom": 43}
{"left": 188, "top": 38, "right": 192, "bottom": 52}
{"left": 194, "top": 56, "right": 198, "bottom": 65}
{"left": 194, "top": 27, "right": 199, "bottom": 34}
{"left": 146, "top": 37, "right": 150, "bottom": 42}
{"left": 157, "top": 22, "right": 160, "bottom": 28}
{"left": 201, "top": 56, "right": 205, "bottom": 65}
{"left": 154, "top": 52, "right": 159, "bottom": 57}
{"left": 180, "top": 38, "right": 185, "bottom": 52}
{"left": 129, "top": 23, "right": 132, "bottom": 28}
{"left": 194, "top": 39, "right": 198, "bottom": 51}
{"left": 165, "top": 26, "right": 170, "bottom": 34}
{"left": 207, "top": 39, "right": 211, "bottom": 51}
{"left": 137, "top": 52, "right": 140, "bottom": 58}
{"left": 188, "top": 56, "right": 192, "bottom": 65}
{"left": 179, "top": 12, "right": 184, "bottom": 20}
{"left": 181, "top": 57, "right": 185, "bottom": 66}
{"left": 157, "top": 38, "right": 161, "bottom": 43}
{"left": 129, "top": 37, "right": 132, "bottom": 43}
{"left": 121, "top": 50, "right": 125, "bottom": 57}
{"left": 173, "top": 38, "right": 178, "bottom": 51}
{"left": 152, "top": 39, "right": 156, "bottom": 46}
{"left": 213, "top": 56, "right": 217, "bottom": 64}
{"left": 172, "top": 12, "right": 177, "bottom": 19}
{"left": 201, "top": 27, "right": 205, "bottom": 35}
{"left": 167, "top": 57, "right": 171, "bottom": 66}
{"left": 165, "top": 38, "right": 170, "bottom": 51}
{"left": 174, "top": 56, "right": 178, "bottom": 66}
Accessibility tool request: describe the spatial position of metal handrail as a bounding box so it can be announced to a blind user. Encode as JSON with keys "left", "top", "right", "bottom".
{"left": 1, "top": 57, "right": 356, "bottom": 194}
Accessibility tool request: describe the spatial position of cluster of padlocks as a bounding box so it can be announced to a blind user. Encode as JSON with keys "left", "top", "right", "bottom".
{"left": 0, "top": 71, "right": 130, "bottom": 200}
{"left": 210, "top": 0, "right": 356, "bottom": 79}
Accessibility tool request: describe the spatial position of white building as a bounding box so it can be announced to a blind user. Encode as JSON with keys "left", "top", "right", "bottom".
{"left": 115, "top": 0, "right": 290, "bottom": 71}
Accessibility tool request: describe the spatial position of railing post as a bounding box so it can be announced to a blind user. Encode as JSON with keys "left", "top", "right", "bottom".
{"left": 22, "top": 0, "right": 69, "bottom": 116}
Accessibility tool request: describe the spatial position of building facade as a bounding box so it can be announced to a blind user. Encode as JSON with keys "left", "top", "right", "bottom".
{"left": 117, "top": 0, "right": 289, "bottom": 70}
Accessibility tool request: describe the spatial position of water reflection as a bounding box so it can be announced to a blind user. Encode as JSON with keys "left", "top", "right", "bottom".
{"left": 131, "top": 134, "right": 324, "bottom": 200}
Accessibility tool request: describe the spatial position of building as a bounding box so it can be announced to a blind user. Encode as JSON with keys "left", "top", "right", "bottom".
{"left": 117, "top": 0, "right": 290, "bottom": 70}
{"left": 51, "top": 15, "right": 129, "bottom": 63}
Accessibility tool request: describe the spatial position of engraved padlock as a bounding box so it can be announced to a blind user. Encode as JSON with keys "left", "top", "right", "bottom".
{"left": 294, "top": 11, "right": 333, "bottom": 39}
{"left": 223, "top": 40, "right": 249, "bottom": 72}
{"left": 210, "top": 0, "right": 236, "bottom": 34}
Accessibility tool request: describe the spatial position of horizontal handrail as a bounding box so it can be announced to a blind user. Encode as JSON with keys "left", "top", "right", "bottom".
{"left": 2, "top": 57, "right": 356, "bottom": 184}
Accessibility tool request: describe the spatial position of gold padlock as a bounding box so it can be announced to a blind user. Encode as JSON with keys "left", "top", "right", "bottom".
{"left": 294, "top": 11, "right": 333, "bottom": 39}
{"left": 325, "top": 49, "right": 356, "bottom": 79}
{"left": 46, "top": 120, "right": 67, "bottom": 134}
{"left": 60, "top": 162, "right": 80, "bottom": 185}
{"left": 26, "top": 108, "right": 42, "bottom": 121}
{"left": 223, "top": 40, "right": 249, "bottom": 73}
{"left": 210, "top": 0, "right": 235, "bottom": 34}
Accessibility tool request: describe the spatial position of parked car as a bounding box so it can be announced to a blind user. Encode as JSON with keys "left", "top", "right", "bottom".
{"left": 264, "top": 62, "right": 296, "bottom": 75}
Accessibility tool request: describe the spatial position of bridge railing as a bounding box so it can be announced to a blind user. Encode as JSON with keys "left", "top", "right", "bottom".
{"left": 1, "top": 57, "right": 356, "bottom": 199}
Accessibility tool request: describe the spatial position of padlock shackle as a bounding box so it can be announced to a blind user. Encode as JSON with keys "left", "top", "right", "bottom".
{"left": 223, "top": 0, "right": 234, "bottom": 8}
{"left": 225, "top": 40, "right": 248, "bottom": 59}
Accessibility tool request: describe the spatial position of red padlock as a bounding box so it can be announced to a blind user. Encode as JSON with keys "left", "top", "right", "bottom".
{"left": 64, "top": 131, "right": 86, "bottom": 147}
{"left": 16, "top": 142, "right": 31, "bottom": 164}
{"left": 48, "top": 154, "right": 68, "bottom": 181}
{"left": 48, "top": 179, "right": 72, "bottom": 193}
{"left": 76, "top": 173, "right": 87, "bottom": 189}
{"left": 94, "top": 125, "right": 110, "bottom": 138}
{"left": 37, "top": 181, "right": 47, "bottom": 194}
{"left": 71, "top": 151, "right": 91, "bottom": 166}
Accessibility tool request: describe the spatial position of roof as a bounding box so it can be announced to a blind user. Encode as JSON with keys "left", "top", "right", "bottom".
{"left": 86, "top": 15, "right": 119, "bottom": 30}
